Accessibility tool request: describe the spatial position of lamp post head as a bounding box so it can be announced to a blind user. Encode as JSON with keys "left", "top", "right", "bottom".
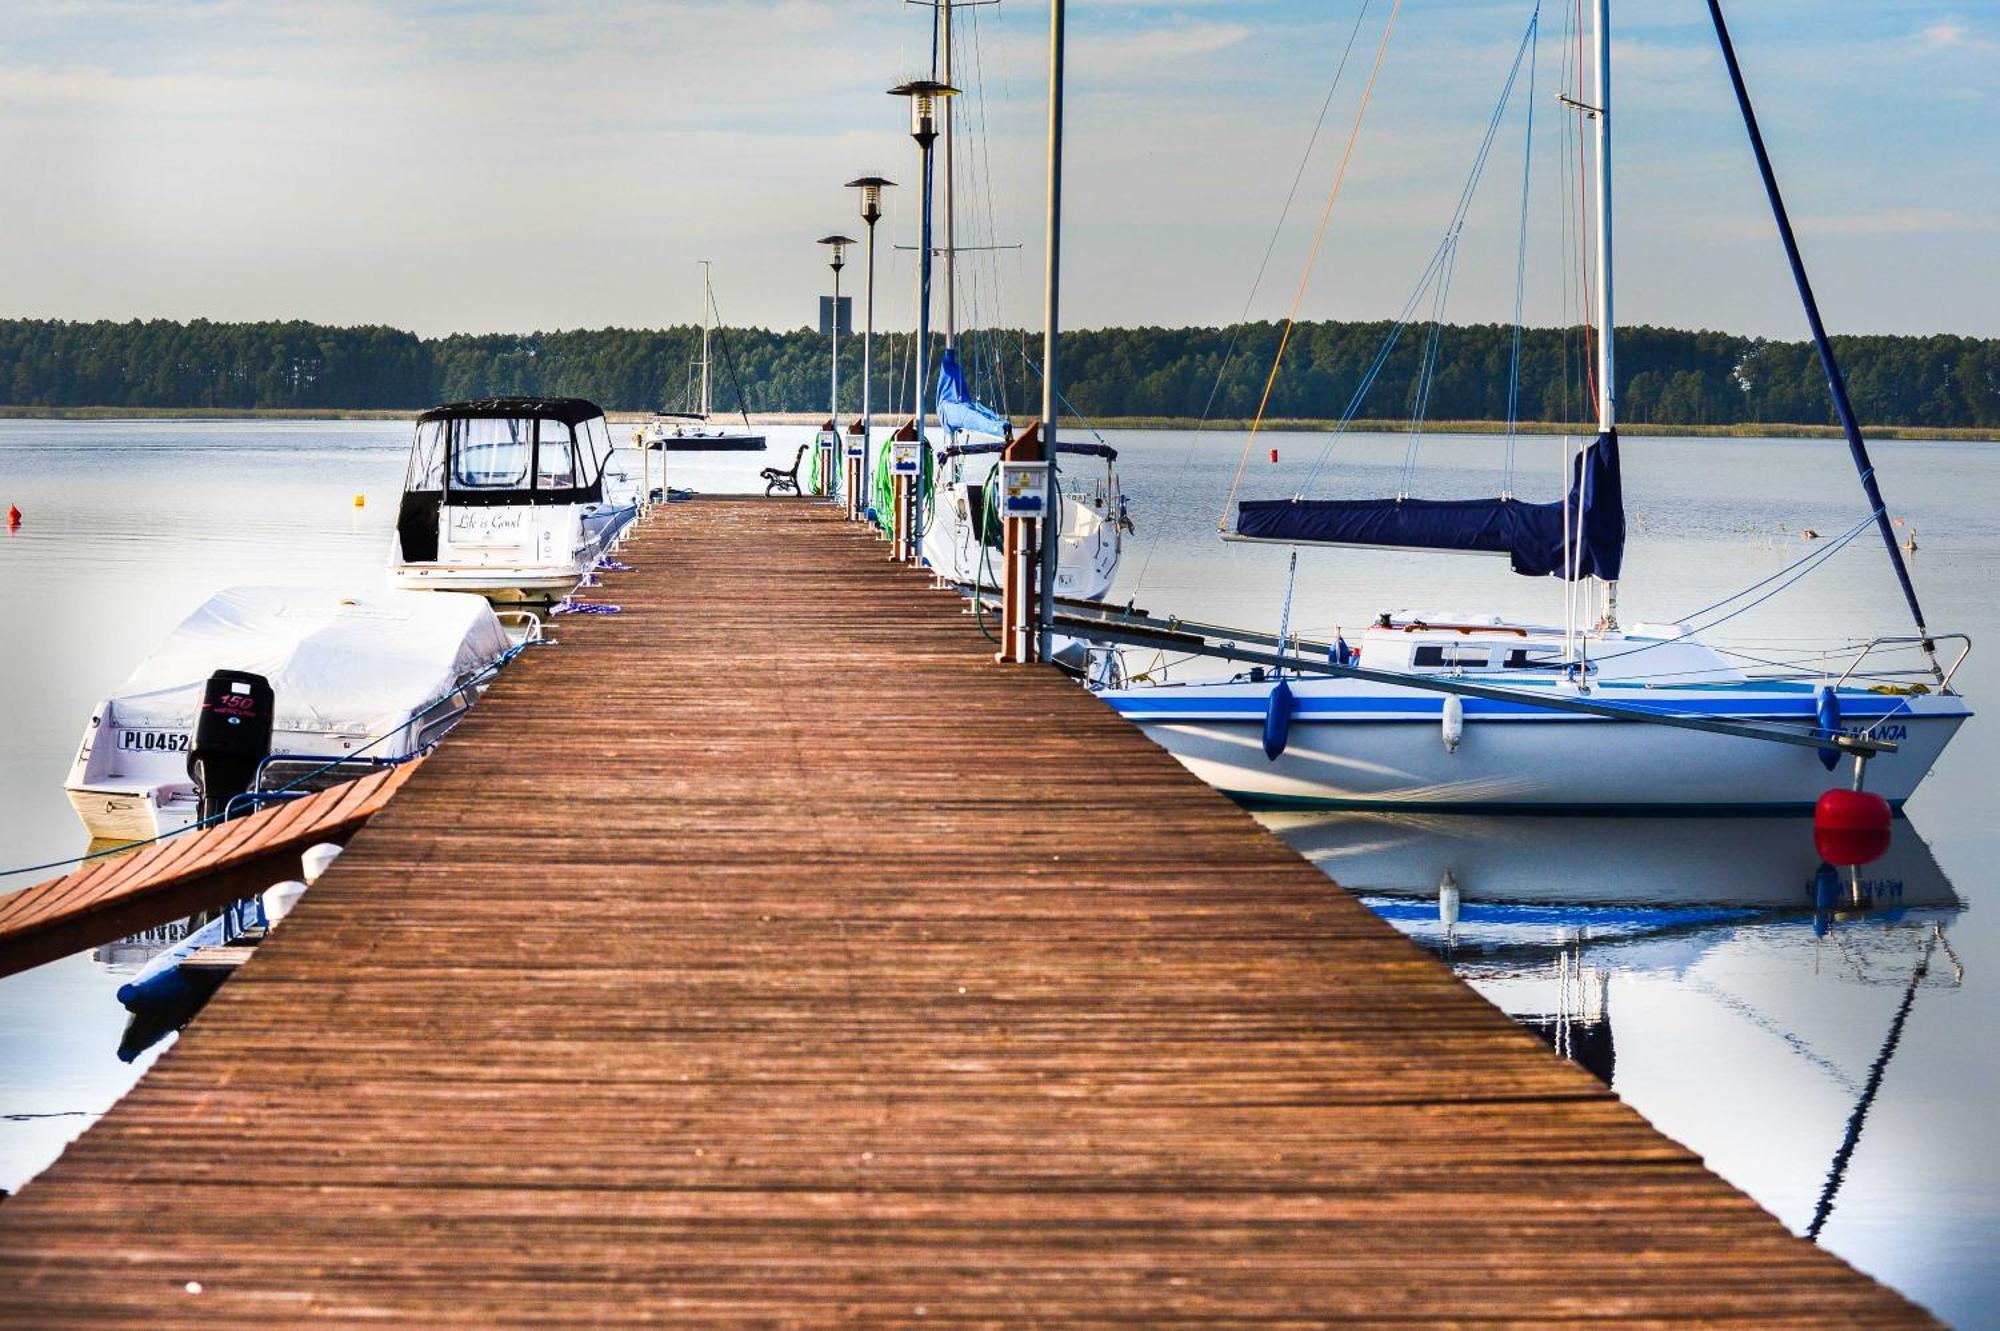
{"left": 846, "top": 175, "right": 896, "bottom": 226}
{"left": 818, "top": 234, "right": 857, "bottom": 272}
{"left": 887, "top": 79, "right": 958, "bottom": 146}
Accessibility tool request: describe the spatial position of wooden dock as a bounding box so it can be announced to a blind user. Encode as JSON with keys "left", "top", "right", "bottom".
{"left": 0, "top": 500, "right": 1934, "bottom": 1325}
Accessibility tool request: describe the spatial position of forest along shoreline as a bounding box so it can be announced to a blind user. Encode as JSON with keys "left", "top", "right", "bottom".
{"left": 4, "top": 316, "right": 1998, "bottom": 436}
{"left": 0, "top": 406, "right": 1993, "bottom": 442}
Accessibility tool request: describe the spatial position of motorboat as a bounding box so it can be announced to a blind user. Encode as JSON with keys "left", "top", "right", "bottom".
{"left": 392, "top": 396, "right": 640, "bottom": 601}
{"left": 64, "top": 586, "right": 515, "bottom": 842}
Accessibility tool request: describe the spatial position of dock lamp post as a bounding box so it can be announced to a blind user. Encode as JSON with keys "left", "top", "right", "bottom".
{"left": 888, "top": 78, "right": 957, "bottom": 562}
{"left": 816, "top": 234, "right": 856, "bottom": 501}
{"left": 845, "top": 176, "right": 895, "bottom": 523}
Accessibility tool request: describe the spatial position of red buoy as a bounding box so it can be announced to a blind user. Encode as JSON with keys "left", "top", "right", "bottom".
{"left": 1270, "top": 448, "right": 1279, "bottom": 463}
{"left": 5, "top": 504, "right": 19, "bottom": 531}
{"left": 1814, "top": 787, "right": 1892, "bottom": 866}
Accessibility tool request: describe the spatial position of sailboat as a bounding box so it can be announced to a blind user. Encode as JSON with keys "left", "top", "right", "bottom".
{"left": 1095, "top": 0, "right": 1971, "bottom": 811}
{"left": 640, "top": 261, "right": 766, "bottom": 452}
{"left": 914, "top": 0, "right": 1129, "bottom": 606}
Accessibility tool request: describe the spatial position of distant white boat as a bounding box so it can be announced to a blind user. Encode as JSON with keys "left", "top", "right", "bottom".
{"left": 391, "top": 396, "right": 640, "bottom": 602}
{"left": 64, "top": 586, "right": 514, "bottom": 843}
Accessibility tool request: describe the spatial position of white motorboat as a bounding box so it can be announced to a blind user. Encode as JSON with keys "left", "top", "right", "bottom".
{"left": 639, "top": 262, "right": 765, "bottom": 453}
{"left": 1096, "top": 0, "right": 1971, "bottom": 811}
{"left": 64, "top": 586, "right": 515, "bottom": 843}
{"left": 392, "top": 396, "right": 640, "bottom": 602}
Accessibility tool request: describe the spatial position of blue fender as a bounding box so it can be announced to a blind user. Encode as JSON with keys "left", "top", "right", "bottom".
{"left": 1815, "top": 686, "right": 1842, "bottom": 771}
{"left": 1262, "top": 679, "right": 1297, "bottom": 761}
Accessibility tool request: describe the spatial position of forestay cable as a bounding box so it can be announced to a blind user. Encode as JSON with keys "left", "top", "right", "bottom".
{"left": 1218, "top": 0, "right": 1405, "bottom": 530}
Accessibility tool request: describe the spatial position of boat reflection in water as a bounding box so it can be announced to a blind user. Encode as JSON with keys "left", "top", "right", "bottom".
{"left": 1266, "top": 811, "right": 1965, "bottom": 1238}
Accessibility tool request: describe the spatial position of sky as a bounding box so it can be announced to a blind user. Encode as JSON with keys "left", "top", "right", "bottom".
{"left": 0, "top": 0, "right": 1994, "bottom": 340}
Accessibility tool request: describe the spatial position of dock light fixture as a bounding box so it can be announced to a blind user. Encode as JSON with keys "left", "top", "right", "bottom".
{"left": 889, "top": 79, "right": 956, "bottom": 147}
{"left": 887, "top": 80, "right": 958, "bottom": 561}
{"left": 846, "top": 177, "right": 896, "bottom": 522}
{"left": 817, "top": 235, "right": 858, "bottom": 501}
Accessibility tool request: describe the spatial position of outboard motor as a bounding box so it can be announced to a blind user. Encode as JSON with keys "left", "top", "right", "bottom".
{"left": 188, "top": 670, "right": 274, "bottom": 822}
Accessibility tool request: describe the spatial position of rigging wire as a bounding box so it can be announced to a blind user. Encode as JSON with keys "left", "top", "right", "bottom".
{"left": 1123, "top": 1, "right": 1378, "bottom": 600}
{"left": 1504, "top": 7, "right": 1542, "bottom": 494}
{"left": 1219, "top": 0, "right": 1406, "bottom": 531}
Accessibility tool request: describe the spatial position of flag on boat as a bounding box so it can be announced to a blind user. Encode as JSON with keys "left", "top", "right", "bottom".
{"left": 935, "top": 348, "right": 1011, "bottom": 440}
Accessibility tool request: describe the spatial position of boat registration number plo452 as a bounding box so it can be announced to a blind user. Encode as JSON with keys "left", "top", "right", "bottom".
{"left": 119, "top": 730, "right": 191, "bottom": 753}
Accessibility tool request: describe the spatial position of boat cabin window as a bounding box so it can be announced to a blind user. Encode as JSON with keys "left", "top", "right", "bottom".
{"left": 1412, "top": 644, "right": 1492, "bottom": 669}
{"left": 535, "top": 420, "right": 578, "bottom": 488}
{"left": 1504, "top": 647, "right": 1562, "bottom": 670}
{"left": 451, "top": 418, "right": 534, "bottom": 490}
{"left": 405, "top": 421, "right": 448, "bottom": 491}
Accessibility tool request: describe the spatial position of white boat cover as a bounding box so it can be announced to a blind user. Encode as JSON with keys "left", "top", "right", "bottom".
{"left": 106, "top": 586, "right": 511, "bottom": 736}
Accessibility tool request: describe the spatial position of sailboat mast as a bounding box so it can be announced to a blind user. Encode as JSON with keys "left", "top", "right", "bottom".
{"left": 1592, "top": 0, "right": 1614, "bottom": 435}
{"left": 699, "top": 260, "right": 713, "bottom": 419}
{"left": 941, "top": 0, "right": 957, "bottom": 351}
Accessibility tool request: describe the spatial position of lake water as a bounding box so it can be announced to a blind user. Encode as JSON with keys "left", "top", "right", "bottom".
{"left": 1, "top": 419, "right": 1994, "bottom": 1324}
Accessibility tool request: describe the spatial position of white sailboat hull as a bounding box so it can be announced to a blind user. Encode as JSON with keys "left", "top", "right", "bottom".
{"left": 1104, "top": 679, "right": 1969, "bottom": 811}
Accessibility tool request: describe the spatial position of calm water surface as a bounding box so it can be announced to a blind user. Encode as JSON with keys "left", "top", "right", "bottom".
{"left": 1, "top": 419, "right": 1994, "bottom": 1324}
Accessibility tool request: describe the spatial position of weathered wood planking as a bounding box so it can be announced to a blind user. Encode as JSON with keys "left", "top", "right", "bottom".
{"left": 0, "top": 763, "right": 415, "bottom": 979}
{"left": 0, "top": 501, "right": 1936, "bottom": 1326}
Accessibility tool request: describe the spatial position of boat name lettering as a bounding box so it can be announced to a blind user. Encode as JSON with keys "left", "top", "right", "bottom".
{"left": 451, "top": 510, "right": 526, "bottom": 533}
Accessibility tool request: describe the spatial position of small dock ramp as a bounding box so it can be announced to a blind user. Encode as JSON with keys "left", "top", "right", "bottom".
{"left": 0, "top": 764, "right": 416, "bottom": 980}
{"left": 0, "top": 501, "right": 1934, "bottom": 1325}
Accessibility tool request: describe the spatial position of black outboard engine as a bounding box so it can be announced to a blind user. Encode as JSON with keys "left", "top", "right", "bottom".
{"left": 188, "top": 670, "right": 275, "bottom": 823}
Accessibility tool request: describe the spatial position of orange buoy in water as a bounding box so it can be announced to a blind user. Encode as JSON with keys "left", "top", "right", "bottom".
{"left": 6, "top": 504, "right": 19, "bottom": 530}
{"left": 1814, "top": 787, "right": 1892, "bottom": 866}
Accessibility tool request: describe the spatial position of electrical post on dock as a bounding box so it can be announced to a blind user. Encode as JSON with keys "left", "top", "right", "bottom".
{"left": 889, "top": 77, "right": 957, "bottom": 563}
{"left": 846, "top": 176, "right": 894, "bottom": 522}
{"left": 816, "top": 234, "right": 854, "bottom": 500}
{"left": 890, "top": 419, "right": 920, "bottom": 562}
{"left": 995, "top": 424, "right": 1047, "bottom": 664}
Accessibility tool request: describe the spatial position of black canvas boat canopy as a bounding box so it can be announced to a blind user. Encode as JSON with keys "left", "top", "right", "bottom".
{"left": 418, "top": 397, "right": 605, "bottom": 425}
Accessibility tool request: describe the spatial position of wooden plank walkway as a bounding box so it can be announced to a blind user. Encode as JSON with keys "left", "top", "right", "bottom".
{"left": 0, "top": 500, "right": 1934, "bottom": 1326}
{"left": 0, "top": 764, "right": 416, "bottom": 981}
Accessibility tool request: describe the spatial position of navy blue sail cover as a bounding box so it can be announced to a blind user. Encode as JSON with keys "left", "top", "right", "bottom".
{"left": 1237, "top": 431, "right": 1624, "bottom": 580}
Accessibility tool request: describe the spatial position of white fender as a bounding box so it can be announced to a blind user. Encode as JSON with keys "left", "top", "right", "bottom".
{"left": 261, "top": 879, "right": 309, "bottom": 928}
{"left": 1438, "top": 869, "right": 1461, "bottom": 929}
{"left": 301, "top": 842, "right": 344, "bottom": 883}
{"left": 1442, "top": 695, "right": 1465, "bottom": 754}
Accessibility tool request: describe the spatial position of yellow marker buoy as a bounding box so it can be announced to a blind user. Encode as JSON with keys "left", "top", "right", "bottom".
{"left": 353, "top": 493, "right": 366, "bottom": 508}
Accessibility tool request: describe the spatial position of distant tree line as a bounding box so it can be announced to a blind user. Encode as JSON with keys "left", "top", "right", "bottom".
{"left": 3, "top": 316, "right": 1997, "bottom": 430}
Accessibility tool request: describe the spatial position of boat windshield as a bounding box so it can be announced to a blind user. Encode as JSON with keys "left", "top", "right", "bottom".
{"left": 402, "top": 415, "right": 610, "bottom": 497}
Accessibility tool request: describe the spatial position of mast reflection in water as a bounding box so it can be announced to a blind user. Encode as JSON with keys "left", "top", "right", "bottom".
{"left": 1265, "top": 811, "right": 1965, "bottom": 1239}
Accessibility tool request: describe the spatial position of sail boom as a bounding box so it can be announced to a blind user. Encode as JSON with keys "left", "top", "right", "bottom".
{"left": 1219, "top": 533, "right": 1509, "bottom": 559}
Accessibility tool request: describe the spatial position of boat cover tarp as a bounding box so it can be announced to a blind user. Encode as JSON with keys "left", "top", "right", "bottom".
{"left": 107, "top": 586, "right": 511, "bottom": 735}
{"left": 936, "top": 348, "right": 1011, "bottom": 440}
{"left": 1237, "top": 431, "right": 1623, "bottom": 580}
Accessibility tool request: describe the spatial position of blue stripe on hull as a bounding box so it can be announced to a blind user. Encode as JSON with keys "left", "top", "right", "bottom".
{"left": 1223, "top": 791, "right": 1910, "bottom": 815}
